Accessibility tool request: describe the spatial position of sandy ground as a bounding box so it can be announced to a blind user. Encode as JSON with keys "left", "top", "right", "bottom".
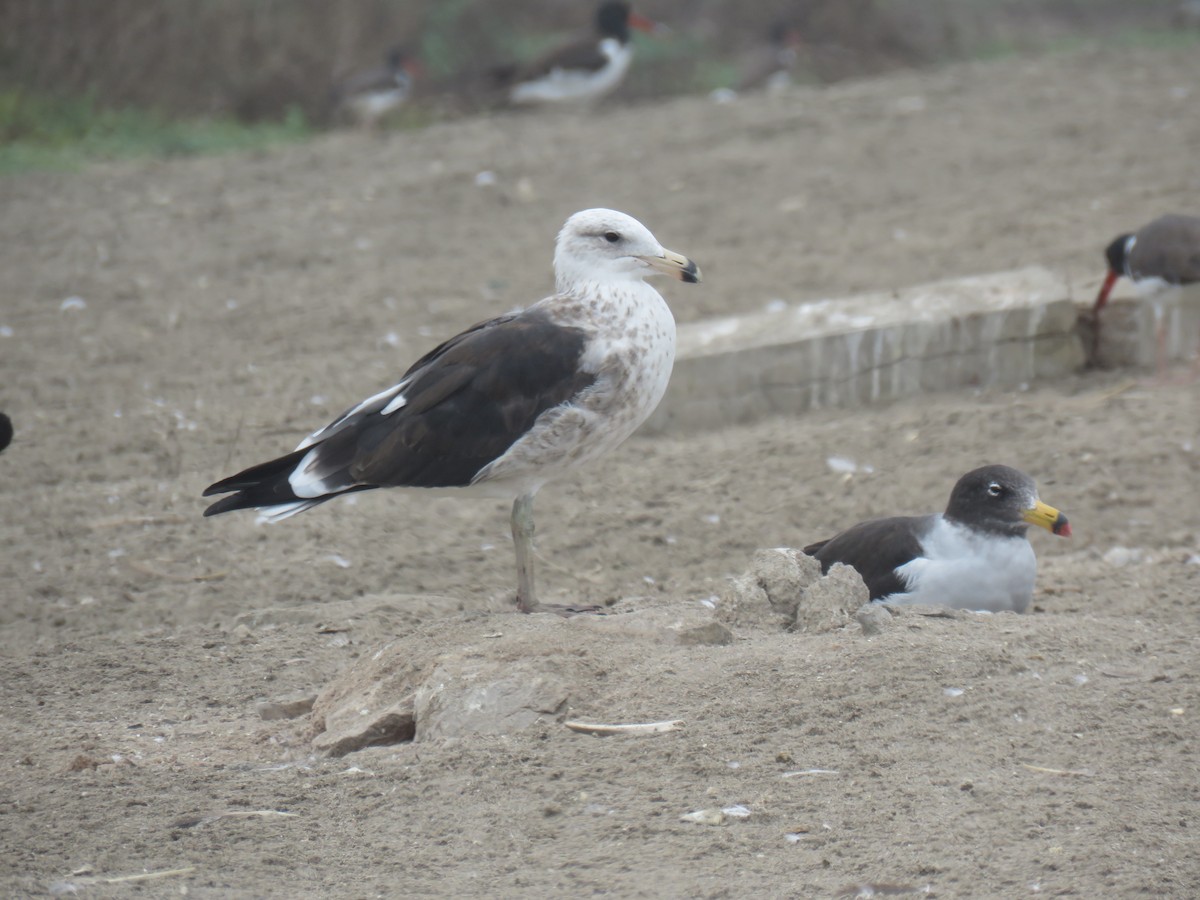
{"left": 2, "top": 44, "right": 1199, "bottom": 897}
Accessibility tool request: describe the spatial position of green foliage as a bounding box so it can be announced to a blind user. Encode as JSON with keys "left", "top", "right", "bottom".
{"left": 968, "top": 25, "right": 1198, "bottom": 63}
{"left": 0, "top": 90, "right": 311, "bottom": 174}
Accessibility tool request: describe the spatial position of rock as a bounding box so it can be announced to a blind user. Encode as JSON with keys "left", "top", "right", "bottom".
{"left": 414, "top": 660, "right": 569, "bottom": 742}
{"left": 312, "top": 700, "right": 416, "bottom": 758}
{"left": 793, "top": 562, "right": 869, "bottom": 633}
{"left": 309, "top": 638, "right": 427, "bottom": 757}
{"left": 856, "top": 602, "right": 894, "bottom": 636}
{"left": 718, "top": 548, "right": 821, "bottom": 629}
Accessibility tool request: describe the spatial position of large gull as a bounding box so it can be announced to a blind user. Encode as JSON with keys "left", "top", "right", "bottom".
{"left": 203, "top": 208, "right": 700, "bottom": 613}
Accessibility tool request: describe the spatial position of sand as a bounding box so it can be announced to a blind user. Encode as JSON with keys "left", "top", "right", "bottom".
{"left": 2, "top": 44, "right": 1198, "bottom": 897}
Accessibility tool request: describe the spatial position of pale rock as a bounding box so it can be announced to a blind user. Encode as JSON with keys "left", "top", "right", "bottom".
{"left": 856, "top": 602, "right": 895, "bottom": 636}
{"left": 719, "top": 548, "right": 821, "bottom": 629}
{"left": 795, "top": 563, "right": 868, "bottom": 633}
{"left": 414, "top": 661, "right": 569, "bottom": 742}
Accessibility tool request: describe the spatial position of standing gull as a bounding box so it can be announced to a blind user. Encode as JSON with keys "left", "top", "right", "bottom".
{"left": 203, "top": 209, "right": 700, "bottom": 613}
{"left": 803, "top": 465, "right": 1070, "bottom": 613}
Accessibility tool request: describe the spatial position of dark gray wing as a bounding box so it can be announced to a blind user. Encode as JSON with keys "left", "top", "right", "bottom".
{"left": 803, "top": 515, "right": 931, "bottom": 600}
{"left": 1132, "top": 214, "right": 1200, "bottom": 285}
{"left": 350, "top": 310, "right": 595, "bottom": 487}
{"left": 519, "top": 39, "right": 609, "bottom": 81}
{"left": 204, "top": 309, "right": 596, "bottom": 515}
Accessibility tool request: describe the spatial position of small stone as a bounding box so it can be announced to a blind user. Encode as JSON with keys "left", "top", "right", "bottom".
{"left": 676, "top": 621, "right": 734, "bottom": 646}
{"left": 856, "top": 602, "right": 894, "bottom": 636}
{"left": 795, "top": 563, "right": 868, "bottom": 633}
{"left": 256, "top": 693, "right": 317, "bottom": 721}
{"left": 311, "top": 701, "right": 416, "bottom": 757}
{"left": 1103, "top": 546, "right": 1144, "bottom": 567}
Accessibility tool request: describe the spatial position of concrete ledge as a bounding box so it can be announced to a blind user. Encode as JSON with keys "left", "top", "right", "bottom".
{"left": 1082, "top": 281, "right": 1200, "bottom": 370}
{"left": 645, "top": 266, "right": 1084, "bottom": 434}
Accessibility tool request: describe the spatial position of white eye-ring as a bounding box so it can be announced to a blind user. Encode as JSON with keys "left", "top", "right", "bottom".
{"left": 987, "top": 482, "right": 1003, "bottom": 497}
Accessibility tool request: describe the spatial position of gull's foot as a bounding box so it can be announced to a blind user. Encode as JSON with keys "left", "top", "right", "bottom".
{"left": 515, "top": 596, "right": 604, "bottom": 616}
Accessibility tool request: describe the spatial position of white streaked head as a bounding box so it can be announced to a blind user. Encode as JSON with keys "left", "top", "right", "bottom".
{"left": 553, "top": 208, "right": 700, "bottom": 293}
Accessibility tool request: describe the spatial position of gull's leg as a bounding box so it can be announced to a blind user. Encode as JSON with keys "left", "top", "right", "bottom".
{"left": 512, "top": 493, "right": 538, "bottom": 613}
{"left": 509, "top": 492, "right": 602, "bottom": 616}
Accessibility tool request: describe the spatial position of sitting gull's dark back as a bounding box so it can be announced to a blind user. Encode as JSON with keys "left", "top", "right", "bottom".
{"left": 804, "top": 465, "right": 1071, "bottom": 613}
{"left": 203, "top": 208, "right": 700, "bottom": 613}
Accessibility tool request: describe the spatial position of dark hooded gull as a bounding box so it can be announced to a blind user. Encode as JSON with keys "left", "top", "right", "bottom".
{"left": 804, "top": 465, "right": 1071, "bottom": 613}
{"left": 203, "top": 208, "right": 700, "bottom": 613}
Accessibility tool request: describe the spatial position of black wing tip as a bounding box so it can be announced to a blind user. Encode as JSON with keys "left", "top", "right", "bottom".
{"left": 203, "top": 493, "right": 248, "bottom": 517}
{"left": 802, "top": 539, "right": 827, "bottom": 557}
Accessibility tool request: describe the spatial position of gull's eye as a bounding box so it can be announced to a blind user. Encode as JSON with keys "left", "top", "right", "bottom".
{"left": 987, "top": 483, "right": 1003, "bottom": 497}
{"left": 604, "top": 231, "right": 621, "bottom": 243}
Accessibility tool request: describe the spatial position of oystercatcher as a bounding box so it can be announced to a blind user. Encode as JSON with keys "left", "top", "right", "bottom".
{"left": 333, "top": 47, "right": 420, "bottom": 128}
{"left": 502, "top": 2, "right": 659, "bottom": 106}
{"left": 1092, "top": 213, "right": 1200, "bottom": 363}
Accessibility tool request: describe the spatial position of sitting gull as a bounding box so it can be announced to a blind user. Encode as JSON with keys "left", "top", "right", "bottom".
{"left": 203, "top": 208, "right": 700, "bottom": 613}
{"left": 803, "top": 465, "right": 1071, "bottom": 613}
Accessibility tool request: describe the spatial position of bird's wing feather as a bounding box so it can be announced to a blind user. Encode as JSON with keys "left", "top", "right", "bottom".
{"left": 803, "top": 515, "right": 931, "bottom": 600}
{"left": 520, "top": 39, "right": 610, "bottom": 81}
{"left": 341, "top": 310, "right": 597, "bottom": 487}
{"left": 1133, "top": 215, "right": 1200, "bottom": 284}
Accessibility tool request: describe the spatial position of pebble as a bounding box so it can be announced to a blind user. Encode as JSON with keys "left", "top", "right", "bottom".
{"left": 256, "top": 694, "right": 317, "bottom": 721}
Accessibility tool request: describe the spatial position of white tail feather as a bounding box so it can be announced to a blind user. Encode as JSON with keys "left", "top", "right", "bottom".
{"left": 255, "top": 499, "right": 323, "bottom": 524}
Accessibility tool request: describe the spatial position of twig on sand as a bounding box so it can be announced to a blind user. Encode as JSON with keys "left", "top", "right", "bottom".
{"left": 1021, "top": 763, "right": 1094, "bottom": 777}
{"left": 565, "top": 719, "right": 683, "bottom": 736}
{"left": 59, "top": 866, "right": 196, "bottom": 886}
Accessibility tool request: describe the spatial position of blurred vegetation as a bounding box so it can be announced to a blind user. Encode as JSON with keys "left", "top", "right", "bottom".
{"left": 0, "top": 89, "right": 310, "bottom": 173}
{"left": 0, "top": 0, "right": 1192, "bottom": 172}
